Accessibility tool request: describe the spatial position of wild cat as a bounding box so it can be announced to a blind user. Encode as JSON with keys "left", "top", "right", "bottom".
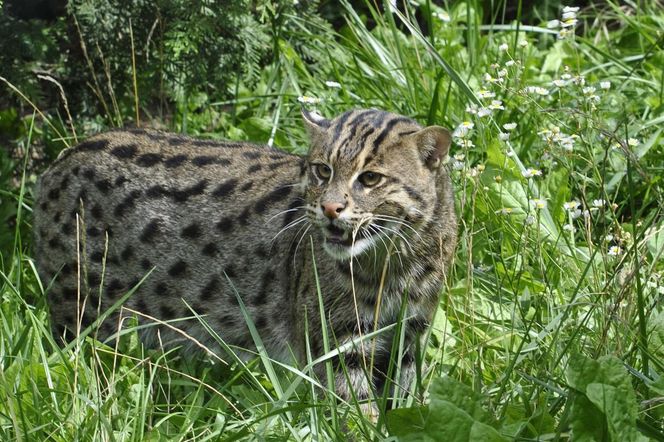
{"left": 33, "top": 108, "right": 457, "bottom": 405}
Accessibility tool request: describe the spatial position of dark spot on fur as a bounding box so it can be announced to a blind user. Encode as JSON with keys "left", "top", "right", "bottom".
{"left": 255, "top": 315, "right": 267, "bottom": 329}
{"left": 248, "top": 164, "right": 262, "bottom": 173}
{"left": 136, "top": 153, "right": 163, "bottom": 167}
{"left": 181, "top": 223, "right": 201, "bottom": 238}
{"left": 140, "top": 258, "right": 152, "bottom": 270}
{"left": 91, "top": 204, "right": 104, "bottom": 219}
{"left": 154, "top": 282, "right": 168, "bottom": 296}
{"left": 223, "top": 264, "right": 236, "bottom": 279}
{"left": 94, "top": 179, "right": 112, "bottom": 194}
{"left": 115, "top": 176, "right": 128, "bottom": 186}
{"left": 202, "top": 242, "right": 219, "bottom": 256}
{"left": 114, "top": 189, "right": 142, "bottom": 217}
{"left": 48, "top": 237, "right": 62, "bottom": 249}
{"left": 212, "top": 179, "right": 238, "bottom": 198}
{"left": 216, "top": 217, "right": 234, "bottom": 233}
{"left": 200, "top": 277, "right": 220, "bottom": 301}
{"left": 110, "top": 144, "right": 138, "bottom": 159}
{"left": 253, "top": 269, "right": 275, "bottom": 305}
{"left": 172, "top": 180, "right": 207, "bottom": 202}
{"left": 168, "top": 260, "right": 187, "bottom": 277}
{"left": 255, "top": 186, "right": 292, "bottom": 214}
{"left": 87, "top": 226, "right": 102, "bottom": 237}
{"left": 160, "top": 304, "right": 177, "bottom": 320}
{"left": 146, "top": 185, "right": 167, "bottom": 198}
{"left": 71, "top": 166, "right": 80, "bottom": 176}
{"left": 254, "top": 244, "right": 268, "bottom": 258}
{"left": 82, "top": 169, "right": 95, "bottom": 180}
{"left": 140, "top": 219, "right": 161, "bottom": 243}
{"left": 59, "top": 175, "right": 70, "bottom": 190}
{"left": 239, "top": 207, "right": 251, "bottom": 226}
{"left": 63, "top": 287, "right": 77, "bottom": 300}
{"left": 243, "top": 151, "right": 261, "bottom": 160}
{"left": 88, "top": 272, "right": 101, "bottom": 287}
{"left": 164, "top": 155, "right": 188, "bottom": 168}
{"left": 135, "top": 298, "right": 150, "bottom": 315}
{"left": 121, "top": 245, "right": 134, "bottom": 261}
{"left": 47, "top": 188, "right": 60, "bottom": 200}
{"left": 53, "top": 211, "right": 61, "bottom": 223}
{"left": 268, "top": 161, "right": 290, "bottom": 170}
{"left": 78, "top": 139, "right": 109, "bottom": 152}
{"left": 192, "top": 156, "right": 215, "bottom": 166}
{"left": 240, "top": 181, "right": 254, "bottom": 192}
{"left": 107, "top": 278, "right": 125, "bottom": 297}
{"left": 90, "top": 250, "right": 104, "bottom": 262}
{"left": 281, "top": 199, "right": 301, "bottom": 229}
{"left": 60, "top": 262, "right": 73, "bottom": 276}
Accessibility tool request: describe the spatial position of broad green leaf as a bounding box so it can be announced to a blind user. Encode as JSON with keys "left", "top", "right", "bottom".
{"left": 567, "top": 354, "right": 648, "bottom": 442}
{"left": 387, "top": 377, "right": 508, "bottom": 441}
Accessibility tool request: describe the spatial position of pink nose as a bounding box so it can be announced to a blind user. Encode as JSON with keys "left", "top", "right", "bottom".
{"left": 321, "top": 202, "right": 345, "bottom": 219}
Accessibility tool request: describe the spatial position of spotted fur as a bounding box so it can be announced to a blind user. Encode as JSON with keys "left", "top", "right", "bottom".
{"left": 33, "top": 108, "right": 457, "bottom": 406}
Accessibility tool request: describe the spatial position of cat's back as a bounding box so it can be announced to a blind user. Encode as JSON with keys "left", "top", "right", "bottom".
{"left": 34, "top": 129, "right": 306, "bottom": 348}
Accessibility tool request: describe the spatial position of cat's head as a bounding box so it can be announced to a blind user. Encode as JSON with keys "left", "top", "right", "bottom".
{"left": 302, "top": 108, "right": 452, "bottom": 261}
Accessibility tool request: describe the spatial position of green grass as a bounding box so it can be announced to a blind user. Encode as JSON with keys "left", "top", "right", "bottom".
{"left": 2, "top": 1, "right": 664, "bottom": 440}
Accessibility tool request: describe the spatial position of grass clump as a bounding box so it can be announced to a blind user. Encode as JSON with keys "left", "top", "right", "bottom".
{"left": 2, "top": 0, "right": 664, "bottom": 440}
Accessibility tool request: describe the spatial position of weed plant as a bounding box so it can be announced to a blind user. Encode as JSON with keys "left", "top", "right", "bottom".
{"left": 1, "top": 1, "right": 664, "bottom": 440}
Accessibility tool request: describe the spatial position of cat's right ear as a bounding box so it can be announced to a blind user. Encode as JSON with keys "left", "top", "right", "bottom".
{"left": 301, "top": 108, "right": 331, "bottom": 141}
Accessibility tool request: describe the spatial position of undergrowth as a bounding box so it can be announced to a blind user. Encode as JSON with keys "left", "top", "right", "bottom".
{"left": 1, "top": 1, "right": 664, "bottom": 440}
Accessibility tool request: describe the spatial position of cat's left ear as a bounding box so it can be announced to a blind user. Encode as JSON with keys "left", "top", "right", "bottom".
{"left": 410, "top": 126, "right": 452, "bottom": 171}
{"left": 301, "top": 108, "right": 331, "bottom": 141}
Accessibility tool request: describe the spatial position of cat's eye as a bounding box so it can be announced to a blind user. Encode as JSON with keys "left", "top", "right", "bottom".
{"left": 358, "top": 171, "right": 382, "bottom": 187}
{"left": 313, "top": 163, "right": 332, "bottom": 180}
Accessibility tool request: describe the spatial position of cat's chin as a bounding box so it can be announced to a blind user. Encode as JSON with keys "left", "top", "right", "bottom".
{"left": 322, "top": 236, "right": 376, "bottom": 260}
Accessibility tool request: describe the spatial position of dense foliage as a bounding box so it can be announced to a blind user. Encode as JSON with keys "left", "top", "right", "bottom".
{"left": 1, "top": 0, "right": 663, "bottom": 440}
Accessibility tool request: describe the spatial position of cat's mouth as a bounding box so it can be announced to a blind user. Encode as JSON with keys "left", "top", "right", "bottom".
{"left": 324, "top": 224, "right": 352, "bottom": 246}
{"left": 321, "top": 221, "right": 385, "bottom": 260}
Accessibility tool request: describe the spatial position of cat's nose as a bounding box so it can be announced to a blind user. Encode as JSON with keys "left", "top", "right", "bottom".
{"left": 321, "top": 202, "right": 345, "bottom": 219}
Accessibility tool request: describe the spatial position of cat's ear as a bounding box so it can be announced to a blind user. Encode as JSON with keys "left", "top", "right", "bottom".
{"left": 301, "top": 108, "right": 330, "bottom": 140}
{"left": 410, "top": 126, "right": 452, "bottom": 170}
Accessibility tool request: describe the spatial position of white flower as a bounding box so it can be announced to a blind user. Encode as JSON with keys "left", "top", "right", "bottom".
{"left": 570, "top": 209, "right": 582, "bottom": 219}
{"left": 297, "top": 95, "right": 321, "bottom": 104}
{"left": 563, "top": 200, "right": 581, "bottom": 210}
{"left": 454, "top": 153, "right": 466, "bottom": 161}
{"left": 547, "top": 19, "right": 560, "bottom": 29}
{"left": 499, "top": 43, "right": 509, "bottom": 52}
{"left": 582, "top": 86, "right": 596, "bottom": 95}
{"left": 563, "top": 6, "right": 580, "bottom": 13}
{"left": 592, "top": 199, "right": 605, "bottom": 208}
{"left": 600, "top": 81, "right": 611, "bottom": 90}
{"left": 518, "top": 40, "right": 528, "bottom": 47}
{"left": 435, "top": 11, "right": 451, "bottom": 22}
{"left": 561, "top": 73, "right": 572, "bottom": 80}
{"left": 466, "top": 105, "right": 479, "bottom": 115}
{"left": 453, "top": 121, "right": 474, "bottom": 138}
{"left": 627, "top": 138, "right": 640, "bottom": 147}
{"left": 325, "top": 81, "right": 341, "bottom": 88}
{"left": 522, "top": 168, "right": 542, "bottom": 178}
{"left": 563, "top": 224, "right": 576, "bottom": 232}
{"left": 496, "top": 207, "right": 513, "bottom": 215}
{"left": 525, "top": 215, "right": 536, "bottom": 225}
{"left": 477, "top": 108, "right": 492, "bottom": 118}
{"left": 505, "top": 60, "right": 516, "bottom": 67}
{"left": 525, "top": 86, "right": 550, "bottom": 96}
{"left": 530, "top": 198, "right": 547, "bottom": 209}
{"left": 497, "top": 69, "right": 508, "bottom": 78}
{"left": 503, "top": 122, "right": 517, "bottom": 131}
{"left": 488, "top": 100, "right": 504, "bottom": 110}
{"left": 457, "top": 138, "right": 475, "bottom": 148}
{"left": 608, "top": 246, "right": 622, "bottom": 256}
{"left": 552, "top": 79, "right": 567, "bottom": 87}
{"left": 477, "top": 89, "right": 496, "bottom": 99}
{"left": 498, "top": 132, "right": 510, "bottom": 141}
{"left": 453, "top": 161, "right": 465, "bottom": 170}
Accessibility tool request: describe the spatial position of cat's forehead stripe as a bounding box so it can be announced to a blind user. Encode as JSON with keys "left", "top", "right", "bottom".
{"left": 327, "top": 110, "right": 419, "bottom": 164}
